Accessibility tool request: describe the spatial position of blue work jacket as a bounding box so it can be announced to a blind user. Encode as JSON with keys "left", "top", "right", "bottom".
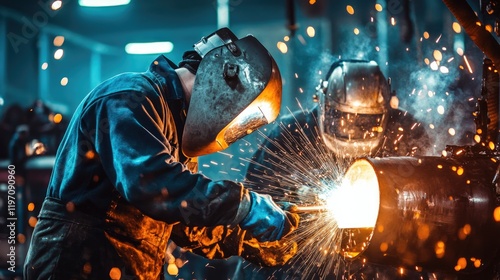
{"left": 25, "top": 55, "right": 252, "bottom": 279}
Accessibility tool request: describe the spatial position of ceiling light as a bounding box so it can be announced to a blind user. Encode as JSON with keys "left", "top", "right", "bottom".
{"left": 52, "top": 0, "right": 62, "bottom": 10}
{"left": 125, "top": 42, "right": 174, "bottom": 55}
{"left": 78, "top": 0, "right": 131, "bottom": 7}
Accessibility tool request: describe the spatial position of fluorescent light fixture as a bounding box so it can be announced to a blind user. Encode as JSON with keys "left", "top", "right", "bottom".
{"left": 79, "top": 0, "right": 131, "bottom": 7}
{"left": 125, "top": 42, "right": 174, "bottom": 55}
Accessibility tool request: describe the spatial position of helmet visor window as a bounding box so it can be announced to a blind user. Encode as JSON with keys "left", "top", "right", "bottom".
{"left": 325, "top": 110, "right": 384, "bottom": 140}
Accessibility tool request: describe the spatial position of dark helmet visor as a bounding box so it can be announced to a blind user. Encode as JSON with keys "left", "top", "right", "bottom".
{"left": 324, "top": 110, "right": 384, "bottom": 141}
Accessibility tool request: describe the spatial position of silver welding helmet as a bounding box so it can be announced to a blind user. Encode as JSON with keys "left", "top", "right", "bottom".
{"left": 317, "top": 60, "right": 390, "bottom": 157}
{"left": 182, "top": 28, "right": 282, "bottom": 157}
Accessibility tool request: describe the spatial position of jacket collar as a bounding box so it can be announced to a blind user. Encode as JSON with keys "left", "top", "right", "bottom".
{"left": 148, "top": 55, "right": 186, "bottom": 104}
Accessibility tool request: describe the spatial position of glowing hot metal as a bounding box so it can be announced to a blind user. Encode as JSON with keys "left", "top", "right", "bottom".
{"left": 337, "top": 156, "right": 500, "bottom": 275}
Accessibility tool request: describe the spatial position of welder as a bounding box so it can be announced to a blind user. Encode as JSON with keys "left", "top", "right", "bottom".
{"left": 23, "top": 27, "right": 299, "bottom": 280}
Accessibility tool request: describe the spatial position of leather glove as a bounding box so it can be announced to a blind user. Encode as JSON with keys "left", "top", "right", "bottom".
{"left": 239, "top": 191, "right": 299, "bottom": 242}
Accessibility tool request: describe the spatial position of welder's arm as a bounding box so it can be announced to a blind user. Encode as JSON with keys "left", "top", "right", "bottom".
{"left": 85, "top": 92, "right": 296, "bottom": 241}
{"left": 169, "top": 223, "right": 298, "bottom": 267}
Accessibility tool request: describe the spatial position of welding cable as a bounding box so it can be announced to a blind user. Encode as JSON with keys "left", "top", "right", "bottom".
{"left": 483, "top": 58, "right": 500, "bottom": 142}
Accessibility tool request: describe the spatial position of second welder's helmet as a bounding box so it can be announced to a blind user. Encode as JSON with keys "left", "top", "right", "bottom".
{"left": 181, "top": 28, "right": 282, "bottom": 157}
{"left": 317, "top": 60, "right": 391, "bottom": 157}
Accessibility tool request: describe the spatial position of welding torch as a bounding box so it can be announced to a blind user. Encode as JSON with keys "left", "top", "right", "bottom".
{"left": 289, "top": 204, "right": 328, "bottom": 213}
{"left": 276, "top": 201, "right": 328, "bottom": 213}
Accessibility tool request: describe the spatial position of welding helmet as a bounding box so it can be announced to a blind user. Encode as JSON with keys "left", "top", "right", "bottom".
{"left": 317, "top": 60, "right": 390, "bottom": 157}
{"left": 182, "top": 28, "right": 282, "bottom": 157}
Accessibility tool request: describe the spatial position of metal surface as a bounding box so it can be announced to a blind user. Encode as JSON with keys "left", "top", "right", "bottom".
{"left": 341, "top": 156, "right": 500, "bottom": 274}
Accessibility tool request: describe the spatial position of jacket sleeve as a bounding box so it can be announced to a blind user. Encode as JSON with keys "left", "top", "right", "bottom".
{"left": 81, "top": 91, "right": 250, "bottom": 226}
{"left": 169, "top": 223, "right": 297, "bottom": 267}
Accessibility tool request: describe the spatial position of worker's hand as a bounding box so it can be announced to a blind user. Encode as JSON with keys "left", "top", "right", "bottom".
{"left": 239, "top": 191, "right": 299, "bottom": 242}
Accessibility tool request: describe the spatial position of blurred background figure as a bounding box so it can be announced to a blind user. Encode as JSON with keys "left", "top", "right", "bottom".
{"left": 26, "top": 100, "right": 65, "bottom": 155}
{"left": 8, "top": 125, "right": 31, "bottom": 179}
{"left": 8, "top": 124, "right": 46, "bottom": 179}
{"left": 0, "top": 104, "right": 27, "bottom": 159}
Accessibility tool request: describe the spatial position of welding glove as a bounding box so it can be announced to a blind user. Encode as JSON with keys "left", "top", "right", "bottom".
{"left": 239, "top": 191, "right": 299, "bottom": 242}
{"left": 276, "top": 201, "right": 298, "bottom": 212}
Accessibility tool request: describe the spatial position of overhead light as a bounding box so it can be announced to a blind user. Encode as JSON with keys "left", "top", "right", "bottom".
{"left": 125, "top": 42, "right": 174, "bottom": 55}
{"left": 78, "top": 0, "right": 131, "bottom": 7}
{"left": 52, "top": 0, "right": 62, "bottom": 10}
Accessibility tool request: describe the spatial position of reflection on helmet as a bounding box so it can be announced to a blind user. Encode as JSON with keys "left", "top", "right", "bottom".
{"left": 326, "top": 111, "right": 384, "bottom": 140}
{"left": 318, "top": 60, "right": 390, "bottom": 157}
{"left": 182, "top": 28, "right": 282, "bottom": 157}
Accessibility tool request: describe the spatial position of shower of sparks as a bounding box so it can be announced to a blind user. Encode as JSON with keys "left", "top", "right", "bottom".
{"left": 232, "top": 100, "right": 387, "bottom": 279}
{"left": 435, "top": 34, "right": 442, "bottom": 43}
{"left": 463, "top": 55, "right": 473, "bottom": 74}
{"left": 241, "top": 121, "right": 350, "bottom": 279}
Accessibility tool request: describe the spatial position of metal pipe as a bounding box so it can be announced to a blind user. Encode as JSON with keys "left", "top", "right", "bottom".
{"left": 340, "top": 156, "right": 500, "bottom": 274}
